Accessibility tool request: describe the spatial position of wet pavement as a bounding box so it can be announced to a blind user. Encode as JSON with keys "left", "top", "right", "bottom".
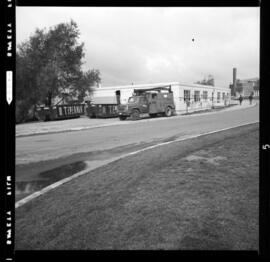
{"left": 15, "top": 136, "right": 184, "bottom": 203}
{"left": 16, "top": 161, "right": 87, "bottom": 201}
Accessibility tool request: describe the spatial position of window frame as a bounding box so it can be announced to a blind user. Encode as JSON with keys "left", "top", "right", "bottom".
{"left": 194, "top": 90, "right": 200, "bottom": 102}
{"left": 203, "top": 91, "right": 208, "bottom": 100}
{"left": 184, "top": 90, "right": 191, "bottom": 102}
{"left": 217, "top": 92, "right": 221, "bottom": 101}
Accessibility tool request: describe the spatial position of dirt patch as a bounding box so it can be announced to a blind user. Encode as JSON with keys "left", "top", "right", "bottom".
{"left": 184, "top": 154, "right": 227, "bottom": 165}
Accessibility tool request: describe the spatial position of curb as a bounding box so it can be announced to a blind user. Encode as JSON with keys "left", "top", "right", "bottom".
{"left": 15, "top": 120, "right": 259, "bottom": 209}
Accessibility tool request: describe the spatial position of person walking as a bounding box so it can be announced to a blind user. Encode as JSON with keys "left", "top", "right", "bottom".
{"left": 248, "top": 93, "right": 254, "bottom": 105}
{"left": 239, "top": 95, "right": 243, "bottom": 105}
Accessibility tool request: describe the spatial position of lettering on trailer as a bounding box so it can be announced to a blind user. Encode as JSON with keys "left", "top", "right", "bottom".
{"left": 57, "top": 105, "right": 84, "bottom": 117}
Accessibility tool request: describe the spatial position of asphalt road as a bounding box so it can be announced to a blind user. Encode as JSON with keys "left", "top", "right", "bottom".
{"left": 16, "top": 104, "right": 259, "bottom": 185}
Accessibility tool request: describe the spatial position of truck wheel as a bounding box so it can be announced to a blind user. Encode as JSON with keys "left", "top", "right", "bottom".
{"left": 165, "top": 106, "right": 172, "bottom": 117}
{"left": 119, "top": 116, "right": 127, "bottom": 121}
{"left": 131, "top": 109, "right": 140, "bottom": 120}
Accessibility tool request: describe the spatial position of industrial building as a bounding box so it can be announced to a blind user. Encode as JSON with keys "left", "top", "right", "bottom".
{"left": 235, "top": 78, "right": 259, "bottom": 97}
{"left": 230, "top": 68, "right": 259, "bottom": 97}
{"left": 85, "top": 82, "right": 231, "bottom": 115}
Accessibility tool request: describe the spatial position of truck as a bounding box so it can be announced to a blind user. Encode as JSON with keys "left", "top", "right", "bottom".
{"left": 117, "top": 86, "right": 175, "bottom": 120}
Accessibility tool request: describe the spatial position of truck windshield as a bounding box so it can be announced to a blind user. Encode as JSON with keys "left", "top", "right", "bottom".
{"left": 128, "top": 97, "right": 139, "bottom": 103}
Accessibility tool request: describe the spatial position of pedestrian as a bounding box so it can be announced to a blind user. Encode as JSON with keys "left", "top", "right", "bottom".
{"left": 248, "top": 93, "right": 253, "bottom": 105}
{"left": 239, "top": 95, "right": 243, "bottom": 105}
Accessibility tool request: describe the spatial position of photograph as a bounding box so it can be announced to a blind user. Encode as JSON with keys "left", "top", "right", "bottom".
{"left": 14, "top": 5, "right": 259, "bottom": 251}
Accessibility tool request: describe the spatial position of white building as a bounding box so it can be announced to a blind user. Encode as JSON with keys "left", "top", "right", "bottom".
{"left": 85, "top": 82, "right": 231, "bottom": 114}
{"left": 235, "top": 77, "right": 259, "bottom": 97}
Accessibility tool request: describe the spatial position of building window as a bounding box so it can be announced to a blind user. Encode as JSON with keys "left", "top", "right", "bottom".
{"left": 203, "top": 91, "right": 208, "bottom": 100}
{"left": 217, "top": 92, "right": 221, "bottom": 102}
{"left": 222, "top": 92, "right": 225, "bottom": 100}
{"left": 194, "top": 91, "right": 200, "bottom": 102}
{"left": 184, "top": 90, "right": 191, "bottom": 102}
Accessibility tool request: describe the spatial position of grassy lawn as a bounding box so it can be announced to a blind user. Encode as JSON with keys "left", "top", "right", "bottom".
{"left": 15, "top": 124, "right": 258, "bottom": 250}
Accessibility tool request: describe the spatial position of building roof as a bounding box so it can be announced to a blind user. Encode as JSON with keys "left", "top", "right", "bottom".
{"left": 86, "top": 96, "right": 118, "bottom": 105}
{"left": 94, "top": 81, "right": 230, "bottom": 92}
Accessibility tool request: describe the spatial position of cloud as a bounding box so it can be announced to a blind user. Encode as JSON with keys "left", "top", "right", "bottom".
{"left": 16, "top": 7, "right": 259, "bottom": 87}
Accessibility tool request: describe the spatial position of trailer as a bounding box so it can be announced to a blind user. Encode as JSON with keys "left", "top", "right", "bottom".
{"left": 85, "top": 96, "right": 119, "bottom": 118}
{"left": 36, "top": 103, "right": 85, "bottom": 121}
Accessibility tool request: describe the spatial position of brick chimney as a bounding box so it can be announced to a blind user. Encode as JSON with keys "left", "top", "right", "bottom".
{"left": 233, "top": 68, "right": 237, "bottom": 95}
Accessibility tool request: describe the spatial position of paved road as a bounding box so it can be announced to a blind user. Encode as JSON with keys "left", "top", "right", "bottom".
{"left": 15, "top": 104, "right": 258, "bottom": 192}
{"left": 16, "top": 104, "right": 258, "bottom": 165}
{"left": 15, "top": 104, "right": 259, "bottom": 201}
{"left": 15, "top": 100, "right": 250, "bottom": 137}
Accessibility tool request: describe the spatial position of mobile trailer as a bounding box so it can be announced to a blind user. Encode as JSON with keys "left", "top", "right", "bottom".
{"left": 85, "top": 82, "right": 231, "bottom": 115}
{"left": 36, "top": 103, "right": 85, "bottom": 121}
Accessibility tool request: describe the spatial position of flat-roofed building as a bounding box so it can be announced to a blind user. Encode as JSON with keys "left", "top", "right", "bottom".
{"left": 235, "top": 77, "right": 259, "bottom": 97}
{"left": 85, "top": 82, "right": 231, "bottom": 115}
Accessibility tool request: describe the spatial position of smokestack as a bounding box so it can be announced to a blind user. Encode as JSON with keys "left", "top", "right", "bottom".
{"left": 233, "top": 68, "right": 237, "bottom": 87}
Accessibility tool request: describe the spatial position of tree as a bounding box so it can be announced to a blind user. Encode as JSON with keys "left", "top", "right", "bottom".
{"left": 195, "top": 74, "right": 215, "bottom": 86}
{"left": 71, "top": 69, "right": 101, "bottom": 102}
{"left": 16, "top": 20, "right": 101, "bottom": 122}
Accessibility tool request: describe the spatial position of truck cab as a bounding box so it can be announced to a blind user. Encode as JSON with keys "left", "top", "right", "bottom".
{"left": 118, "top": 86, "right": 175, "bottom": 120}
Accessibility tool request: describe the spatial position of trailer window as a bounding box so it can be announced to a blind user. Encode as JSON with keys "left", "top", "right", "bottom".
{"left": 217, "top": 92, "right": 221, "bottom": 101}
{"left": 194, "top": 91, "right": 200, "bottom": 102}
{"left": 203, "top": 91, "right": 208, "bottom": 100}
{"left": 184, "top": 90, "right": 191, "bottom": 102}
{"left": 222, "top": 92, "right": 225, "bottom": 100}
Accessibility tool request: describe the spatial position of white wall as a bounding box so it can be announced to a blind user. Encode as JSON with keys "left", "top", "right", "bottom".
{"left": 90, "top": 82, "right": 231, "bottom": 113}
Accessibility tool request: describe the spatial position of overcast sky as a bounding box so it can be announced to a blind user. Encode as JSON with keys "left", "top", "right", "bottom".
{"left": 16, "top": 7, "right": 259, "bottom": 87}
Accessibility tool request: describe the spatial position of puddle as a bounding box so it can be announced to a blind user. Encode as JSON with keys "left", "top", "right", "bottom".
{"left": 16, "top": 161, "right": 87, "bottom": 201}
